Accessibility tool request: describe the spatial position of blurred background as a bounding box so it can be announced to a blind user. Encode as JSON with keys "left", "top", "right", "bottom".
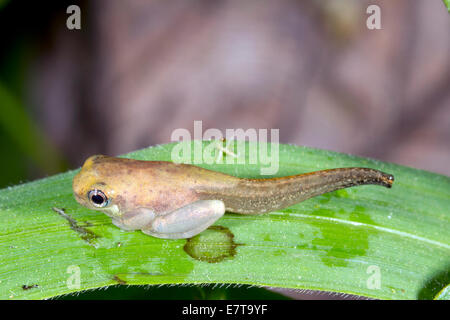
{"left": 0, "top": 0, "right": 448, "bottom": 299}
{"left": 1, "top": 0, "right": 449, "bottom": 188}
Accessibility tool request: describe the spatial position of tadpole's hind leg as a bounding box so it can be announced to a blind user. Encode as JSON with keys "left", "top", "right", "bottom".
{"left": 112, "top": 208, "right": 156, "bottom": 231}
{"left": 142, "top": 200, "right": 225, "bottom": 239}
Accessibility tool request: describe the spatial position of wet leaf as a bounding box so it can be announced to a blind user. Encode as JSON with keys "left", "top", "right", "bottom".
{"left": 0, "top": 142, "right": 448, "bottom": 299}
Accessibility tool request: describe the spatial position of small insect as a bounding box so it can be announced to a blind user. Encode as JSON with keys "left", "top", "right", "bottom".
{"left": 22, "top": 284, "right": 39, "bottom": 290}
{"left": 73, "top": 155, "right": 394, "bottom": 239}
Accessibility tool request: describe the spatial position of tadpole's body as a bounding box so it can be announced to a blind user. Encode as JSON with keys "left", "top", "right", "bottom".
{"left": 73, "top": 155, "right": 394, "bottom": 239}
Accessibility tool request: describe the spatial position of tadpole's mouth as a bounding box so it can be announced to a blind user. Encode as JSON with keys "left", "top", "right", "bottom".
{"left": 74, "top": 192, "right": 85, "bottom": 204}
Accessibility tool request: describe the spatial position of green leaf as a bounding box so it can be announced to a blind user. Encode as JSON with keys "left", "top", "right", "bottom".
{"left": 443, "top": 0, "right": 450, "bottom": 13}
{"left": 55, "top": 283, "right": 290, "bottom": 300}
{"left": 434, "top": 283, "right": 450, "bottom": 300}
{"left": 0, "top": 142, "right": 449, "bottom": 299}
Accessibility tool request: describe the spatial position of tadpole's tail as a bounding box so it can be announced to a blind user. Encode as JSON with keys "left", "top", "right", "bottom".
{"left": 201, "top": 167, "right": 394, "bottom": 214}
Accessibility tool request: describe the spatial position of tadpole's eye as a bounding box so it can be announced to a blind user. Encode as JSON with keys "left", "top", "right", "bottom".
{"left": 88, "top": 189, "right": 109, "bottom": 208}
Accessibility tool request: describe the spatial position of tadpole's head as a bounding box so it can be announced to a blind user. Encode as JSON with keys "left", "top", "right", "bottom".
{"left": 72, "top": 155, "right": 120, "bottom": 216}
